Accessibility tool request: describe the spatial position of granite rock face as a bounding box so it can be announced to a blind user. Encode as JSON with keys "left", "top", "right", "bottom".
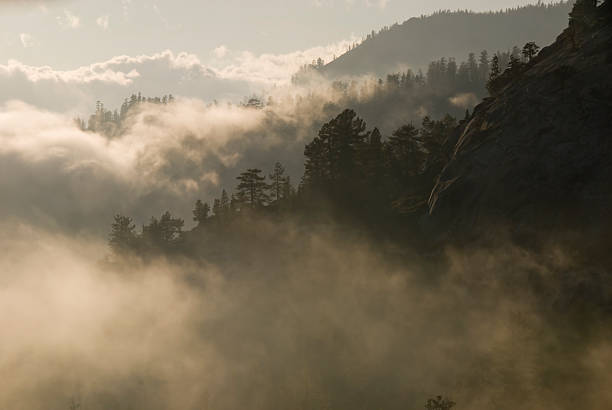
{"left": 428, "top": 2, "right": 612, "bottom": 236}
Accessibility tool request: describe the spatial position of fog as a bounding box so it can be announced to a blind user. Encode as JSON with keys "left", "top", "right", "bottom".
{"left": 0, "top": 98, "right": 308, "bottom": 232}
{"left": 2, "top": 103, "right": 611, "bottom": 409}
{"left": 2, "top": 84, "right": 610, "bottom": 410}
{"left": 0, "top": 92, "right": 610, "bottom": 408}
{"left": 0, "top": 43, "right": 355, "bottom": 113}
{"left": 1, "top": 214, "right": 611, "bottom": 410}
{"left": 0, "top": 75, "right": 421, "bottom": 233}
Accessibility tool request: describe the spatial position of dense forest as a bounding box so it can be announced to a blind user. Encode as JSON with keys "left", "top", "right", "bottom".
{"left": 108, "top": 109, "right": 457, "bottom": 256}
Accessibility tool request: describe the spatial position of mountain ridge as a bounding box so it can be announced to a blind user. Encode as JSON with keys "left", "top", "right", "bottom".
{"left": 321, "top": 2, "right": 573, "bottom": 78}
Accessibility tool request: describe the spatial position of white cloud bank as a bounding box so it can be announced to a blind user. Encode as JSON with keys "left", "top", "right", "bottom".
{"left": 0, "top": 38, "right": 355, "bottom": 112}
{"left": 0, "top": 97, "right": 322, "bottom": 233}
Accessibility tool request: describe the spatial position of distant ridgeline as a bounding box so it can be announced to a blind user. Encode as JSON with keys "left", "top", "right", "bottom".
{"left": 294, "top": 46, "right": 525, "bottom": 92}
{"left": 75, "top": 93, "right": 175, "bottom": 136}
{"left": 293, "top": 46, "right": 530, "bottom": 133}
{"left": 319, "top": 1, "right": 573, "bottom": 78}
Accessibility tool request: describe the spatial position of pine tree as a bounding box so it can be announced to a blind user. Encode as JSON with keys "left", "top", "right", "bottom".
{"left": 521, "top": 42, "right": 540, "bottom": 62}
{"left": 142, "top": 212, "right": 184, "bottom": 248}
{"left": 421, "top": 115, "right": 456, "bottom": 172}
{"left": 385, "top": 124, "right": 424, "bottom": 182}
{"left": 109, "top": 215, "right": 136, "bottom": 254}
{"left": 487, "top": 54, "right": 502, "bottom": 93}
{"left": 220, "top": 189, "right": 231, "bottom": 213}
{"left": 193, "top": 200, "right": 210, "bottom": 226}
{"left": 236, "top": 169, "right": 270, "bottom": 208}
{"left": 303, "top": 109, "right": 368, "bottom": 190}
{"left": 478, "top": 50, "right": 490, "bottom": 83}
{"left": 158, "top": 211, "right": 184, "bottom": 243}
{"left": 467, "top": 52, "right": 479, "bottom": 84}
{"left": 269, "top": 162, "right": 286, "bottom": 202}
{"left": 489, "top": 54, "right": 501, "bottom": 80}
{"left": 360, "top": 127, "right": 385, "bottom": 185}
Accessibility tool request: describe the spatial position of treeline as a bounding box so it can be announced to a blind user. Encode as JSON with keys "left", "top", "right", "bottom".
{"left": 108, "top": 38, "right": 545, "bottom": 257}
{"left": 296, "top": 46, "right": 525, "bottom": 95}
{"left": 296, "top": 2, "right": 569, "bottom": 71}
{"left": 75, "top": 93, "right": 175, "bottom": 136}
{"left": 295, "top": 46, "right": 530, "bottom": 133}
{"left": 109, "top": 108, "right": 463, "bottom": 256}
{"left": 487, "top": 42, "right": 541, "bottom": 93}
{"left": 109, "top": 40, "right": 545, "bottom": 257}
{"left": 80, "top": 46, "right": 525, "bottom": 143}
{"left": 322, "top": 1, "right": 571, "bottom": 78}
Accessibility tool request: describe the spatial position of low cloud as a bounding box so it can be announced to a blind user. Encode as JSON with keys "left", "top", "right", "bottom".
{"left": 211, "top": 38, "right": 355, "bottom": 85}
{"left": 449, "top": 92, "right": 479, "bottom": 108}
{"left": 0, "top": 97, "right": 322, "bottom": 233}
{"left": 0, "top": 218, "right": 610, "bottom": 410}
{"left": 0, "top": 38, "right": 355, "bottom": 112}
{"left": 0, "top": 59, "right": 140, "bottom": 85}
{"left": 0, "top": 51, "right": 246, "bottom": 112}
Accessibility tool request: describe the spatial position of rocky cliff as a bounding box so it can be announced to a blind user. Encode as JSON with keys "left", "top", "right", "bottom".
{"left": 428, "top": 1, "right": 612, "bottom": 242}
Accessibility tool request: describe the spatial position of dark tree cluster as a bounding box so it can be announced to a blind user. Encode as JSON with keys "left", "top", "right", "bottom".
{"left": 294, "top": 49, "right": 499, "bottom": 97}
{"left": 109, "top": 107, "right": 460, "bottom": 256}
{"left": 425, "top": 396, "right": 456, "bottom": 410}
{"left": 192, "top": 163, "right": 296, "bottom": 228}
{"left": 570, "top": 0, "right": 601, "bottom": 26}
{"left": 106, "top": 38, "right": 548, "bottom": 257}
{"left": 109, "top": 162, "right": 295, "bottom": 256}
{"left": 293, "top": 48, "right": 526, "bottom": 134}
{"left": 109, "top": 211, "right": 185, "bottom": 256}
{"left": 301, "top": 109, "right": 458, "bottom": 217}
{"left": 487, "top": 41, "right": 541, "bottom": 94}
{"left": 75, "top": 92, "right": 175, "bottom": 136}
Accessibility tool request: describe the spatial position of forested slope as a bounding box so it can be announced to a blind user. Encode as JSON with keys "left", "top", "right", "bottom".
{"left": 322, "top": 2, "right": 572, "bottom": 78}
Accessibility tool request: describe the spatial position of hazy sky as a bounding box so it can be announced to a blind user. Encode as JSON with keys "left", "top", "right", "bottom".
{"left": 0, "top": 0, "right": 559, "bottom": 113}
{"left": 2, "top": 0, "right": 546, "bottom": 67}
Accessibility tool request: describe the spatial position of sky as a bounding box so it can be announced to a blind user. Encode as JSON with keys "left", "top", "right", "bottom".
{"left": 0, "top": 0, "right": 547, "bottom": 112}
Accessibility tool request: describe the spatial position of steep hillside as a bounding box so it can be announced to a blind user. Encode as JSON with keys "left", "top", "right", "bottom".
{"left": 428, "top": 0, "right": 612, "bottom": 242}
{"left": 322, "top": 2, "right": 573, "bottom": 78}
